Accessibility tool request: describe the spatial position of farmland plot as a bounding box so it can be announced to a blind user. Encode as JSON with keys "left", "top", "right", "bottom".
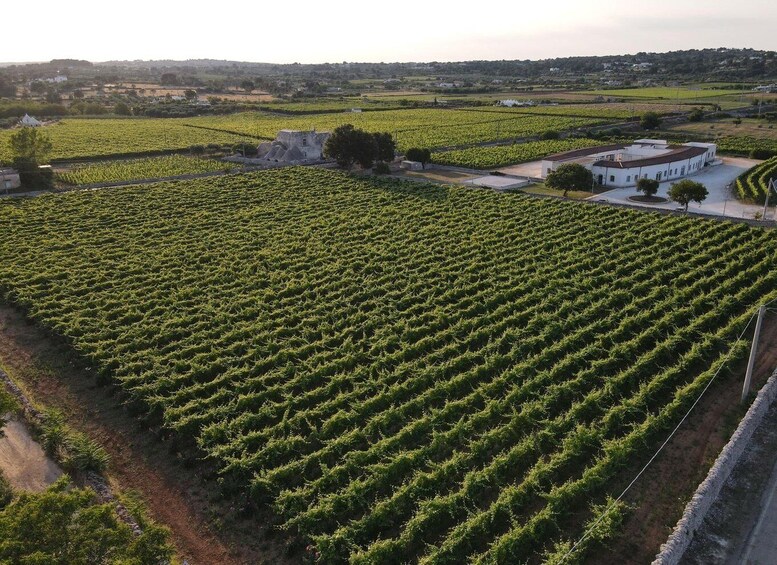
{"left": 0, "top": 168, "right": 775, "bottom": 564}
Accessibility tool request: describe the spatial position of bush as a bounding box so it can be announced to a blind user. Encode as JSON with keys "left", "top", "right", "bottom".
{"left": 750, "top": 149, "right": 777, "bottom": 159}
{"left": 540, "top": 130, "right": 560, "bottom": 140}
{"left": 373, "top": 162, "right": 391, "bottom": 175}
{"left": 63, "top": 434, "right": 110, "bottom": 473}
{"left": 233, "top": 142, "right": 258, "bottom": 157}
{"left": 688, "top": 108, "right": 705, "bottom": 122}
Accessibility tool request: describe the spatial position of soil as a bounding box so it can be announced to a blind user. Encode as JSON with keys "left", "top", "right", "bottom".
{"left": 0, "top": 304, "right": 295, "bottom": 565}
{"left": 589, "top": 309, "right": 777, "bottom": 565}
{"left": 0, "top": 416, "right": 63, "bottom": 491}
{"left": 628, "top": 195, "right": 669, "bottom": 204}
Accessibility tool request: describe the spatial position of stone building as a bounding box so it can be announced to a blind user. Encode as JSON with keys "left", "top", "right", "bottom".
{"left": 257, "top": 130, "right": 330, "bottom": 163}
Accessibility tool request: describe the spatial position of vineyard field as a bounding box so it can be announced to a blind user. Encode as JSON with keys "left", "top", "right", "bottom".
{"left": 432, "top": 138, "right": 603, "bottom": 169}
{"left": 1, "top": 168, "right": 775, "bottom": 564}
{"left": 56, "top": 155, "right": 236, "bottom": 186}
{"left": 735, "top": 156, "right": 777, "bottom": 202}
{"left": 182, "top": 110, "right": 604, "bottom": 150}
{"left": 0, "top": 118, "right": 248, "bottom": 162}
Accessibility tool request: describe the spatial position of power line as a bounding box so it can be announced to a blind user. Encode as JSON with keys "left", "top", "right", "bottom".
{"left": 559, "top": 306, "right": 762, "bottom": 563}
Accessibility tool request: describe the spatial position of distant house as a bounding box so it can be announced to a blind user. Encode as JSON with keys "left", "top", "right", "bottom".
{"left": 753, "top": 84, "right": 777, "bottom": 93}
{"left": 0, "top": 168, "right": 21, "bottom": 192}
{"left": 257, "top": 130, "right": 331, "bottom": 163}
{"left": 498, "top": 99, "right": 534, "bottom": 107}
{"left": 43, "top": 76, "right": 68, "bottom": 84}
{"left": 20, "top": 114, "right": 42, "bottom": 127}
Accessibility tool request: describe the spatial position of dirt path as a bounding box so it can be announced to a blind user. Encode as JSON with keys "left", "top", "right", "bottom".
{"left": 0, "top": 304, "right": 293, "bottom": 565}
{"left": 590, "top": 309, "right": 777, "bottom": 565}
{"left": 0, "top": 416, "right": 62, "bottom": 491}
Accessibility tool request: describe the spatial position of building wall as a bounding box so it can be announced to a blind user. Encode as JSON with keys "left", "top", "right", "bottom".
{"left": 593, "top": 154, "right": 708, "bottom": 188}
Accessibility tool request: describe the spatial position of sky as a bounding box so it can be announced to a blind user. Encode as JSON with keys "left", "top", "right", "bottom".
{"left": 3, "top": 0, "right": 776, "bottom": 64}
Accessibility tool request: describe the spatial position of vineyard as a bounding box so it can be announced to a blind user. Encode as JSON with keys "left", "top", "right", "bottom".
{"left": 182, "top": 110, "right": 604, "bottom": 151}
{"left": 0, "top": 168, "right": 775, "bottom": 564}
{"left": 432, "top": 138, "right": 603, "bottom": 169}
{"left": 56, "top": 155, "right": 236, "bottom": 186}
{"left": 0, "top": 111, "right": 605, "bottom": 163}
{"left": 735, "top": 156, "right": 777, "bottom": 202}
{"left": 0, "top": 119, "right": 248, "bottom": 162}
{"left": 715, "top": 135, "right": 777, "bottom": 156}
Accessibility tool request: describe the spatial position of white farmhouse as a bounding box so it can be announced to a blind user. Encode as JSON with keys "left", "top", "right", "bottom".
{"left": 541, "top": 139, "right": 717, "bottom": 188}
{"left": 20, "top": 114, "right": 42, "bottom": 127}
{"left": 257, "top": 130, "right": 331, "bottom": 163}
{"left": 0, "top": 168, "right": 21, "bottom": 192}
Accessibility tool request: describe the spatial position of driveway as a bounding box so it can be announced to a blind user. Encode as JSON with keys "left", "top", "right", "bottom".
{"left": 589, "top": 157, "right": 771, "bottom": 220}
{"left": 497, "top": 160, "right": 544, "bottom": 178}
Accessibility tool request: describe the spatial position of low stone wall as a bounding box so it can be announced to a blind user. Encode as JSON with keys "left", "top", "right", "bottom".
{"left": 653, "top": 367, "right": 777, "bottom": 564}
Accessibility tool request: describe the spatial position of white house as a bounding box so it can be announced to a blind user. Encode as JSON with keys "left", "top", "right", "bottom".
{"left": 20, "top": 114, "right": 42, "bottom": 127}
{"left": 257, "top": 130, "right": 331, "bottom": 163}
{"left": 498, "top": 99, "right": 534, "bottom": 107}
{"left": 541, "top": 139, "right": 717, "bottom": 189}
{"left": 0, "top": 168, "right": 21, "bottom": 192}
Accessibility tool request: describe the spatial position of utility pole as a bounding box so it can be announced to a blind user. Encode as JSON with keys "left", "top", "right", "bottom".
{"left": 742, "top": 305, "right": 767, "bottom": 403}
{"left": 763, "top": 178, "right": 774, "bottom": 221}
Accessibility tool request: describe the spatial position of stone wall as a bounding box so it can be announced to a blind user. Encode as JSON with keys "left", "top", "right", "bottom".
{"left": 653, "top": 367, "right": 777, "bottom": 564}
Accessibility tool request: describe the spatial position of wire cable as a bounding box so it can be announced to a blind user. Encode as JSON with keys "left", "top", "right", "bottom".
{"left": 559, "top": 307, "right": 761, "bottom": 563}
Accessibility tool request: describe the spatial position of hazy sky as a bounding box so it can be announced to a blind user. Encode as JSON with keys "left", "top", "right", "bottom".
{"left": 4, "top": 0, "right": 776, "bottom": 64}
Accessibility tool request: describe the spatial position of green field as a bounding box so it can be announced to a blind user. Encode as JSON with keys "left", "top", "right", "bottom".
{"left": 0, "top": 119, "right": 248, "bottom": 162}
{"left": 0, "top": 111, "right": 604, "bottom": 163}
{"left": 432, "top": 138, "right": 603, "bottom": 169}
{"left": 588, "top": 86, "right": 744, "bottom": 100}
{"left": 182, "top": 110, "right": 603, "bottom": 151}
{"left": 735, "top": 157, "right": 777, "bottom": 202}
{"left": 56, "top": 155, "right": 236, "bottom": 186}
{"left": 0, "top": 168, "right": 775, "bottom": 563}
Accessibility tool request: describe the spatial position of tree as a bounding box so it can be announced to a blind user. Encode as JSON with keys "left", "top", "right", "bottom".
{"left": 405, "top": 147, "right": 432, "bottom": 169}
{"left": 9, "top": 127, "right": 52, "bottom": 163}
{"left": 636, "top": 177, "right": 660, "bottom": 198}
{"left": 372, "top": 132, "right": 396, "bottom": 163}
{"left": 29, "top": 81, "right": 46, "bottom": 95}
{"left": 160, "top": 73, "right": 178, "bottom": 86}
{"left": 640, "top": 111, "right": 661, "bottom": 130}
{"left": 8, "top": 127, "right": 54, "bottom": 189}
{"left": 545, "top": 163, "right": 593, "bottom": 197}
{"left": 184, "top": 89, "right": 197, "bottom": 100}
{"left": 687, "top": 107, "right": 704, "bottom": 122}
{"left": 114, "top": 102, "right": 131, "bottom": 116}
{"left": 324, "top": 124, "right": 378, "bottom": 170}
{"left": 240, "top": 79, "right": 255, "bottom": 93}
{"left": 669, "top": 179, "right": 708, "bottom": 211}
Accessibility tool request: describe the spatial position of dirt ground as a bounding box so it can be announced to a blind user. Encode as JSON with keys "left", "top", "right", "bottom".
{"left": 0, "top": 304, "right": 295, "bottom": 565}
{"left": 0, "top": 416, "right": 62, "bottom": 491}
{"left": 590, "top": 309, "right": 777, "bottom": 565}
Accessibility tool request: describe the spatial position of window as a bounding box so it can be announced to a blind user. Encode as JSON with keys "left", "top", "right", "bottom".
{"left": 547, "top": 168, "right": 552, "bottom": 175}
{"left": 610, "top": 175, "right": 615, "bottom": 182}
{"left": 626, "top": 175, "right": 631, "bottom": 182}
{"left": 656, "top": 172, "right": 662, "bottom": 181}
{"left": 681, "top": 166, "right": 685, "bottom": 175}
{"left": 302, "top": 138, "right": 308, "bottom": 146}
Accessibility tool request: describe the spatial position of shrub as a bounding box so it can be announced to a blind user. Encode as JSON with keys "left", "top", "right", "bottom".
{"left": 540, "top": 130, "right": 560, "bottom": 140}
{"left": 373, "top": 162, "right": 391, "bottom": 175}
{"left": 63, "top": 433, "right": 110, "bottom": 472}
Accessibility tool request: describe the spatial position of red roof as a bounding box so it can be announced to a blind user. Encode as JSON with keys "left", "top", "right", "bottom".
{"left": 592, "top": 146, "right": 709, "bottom": 169}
